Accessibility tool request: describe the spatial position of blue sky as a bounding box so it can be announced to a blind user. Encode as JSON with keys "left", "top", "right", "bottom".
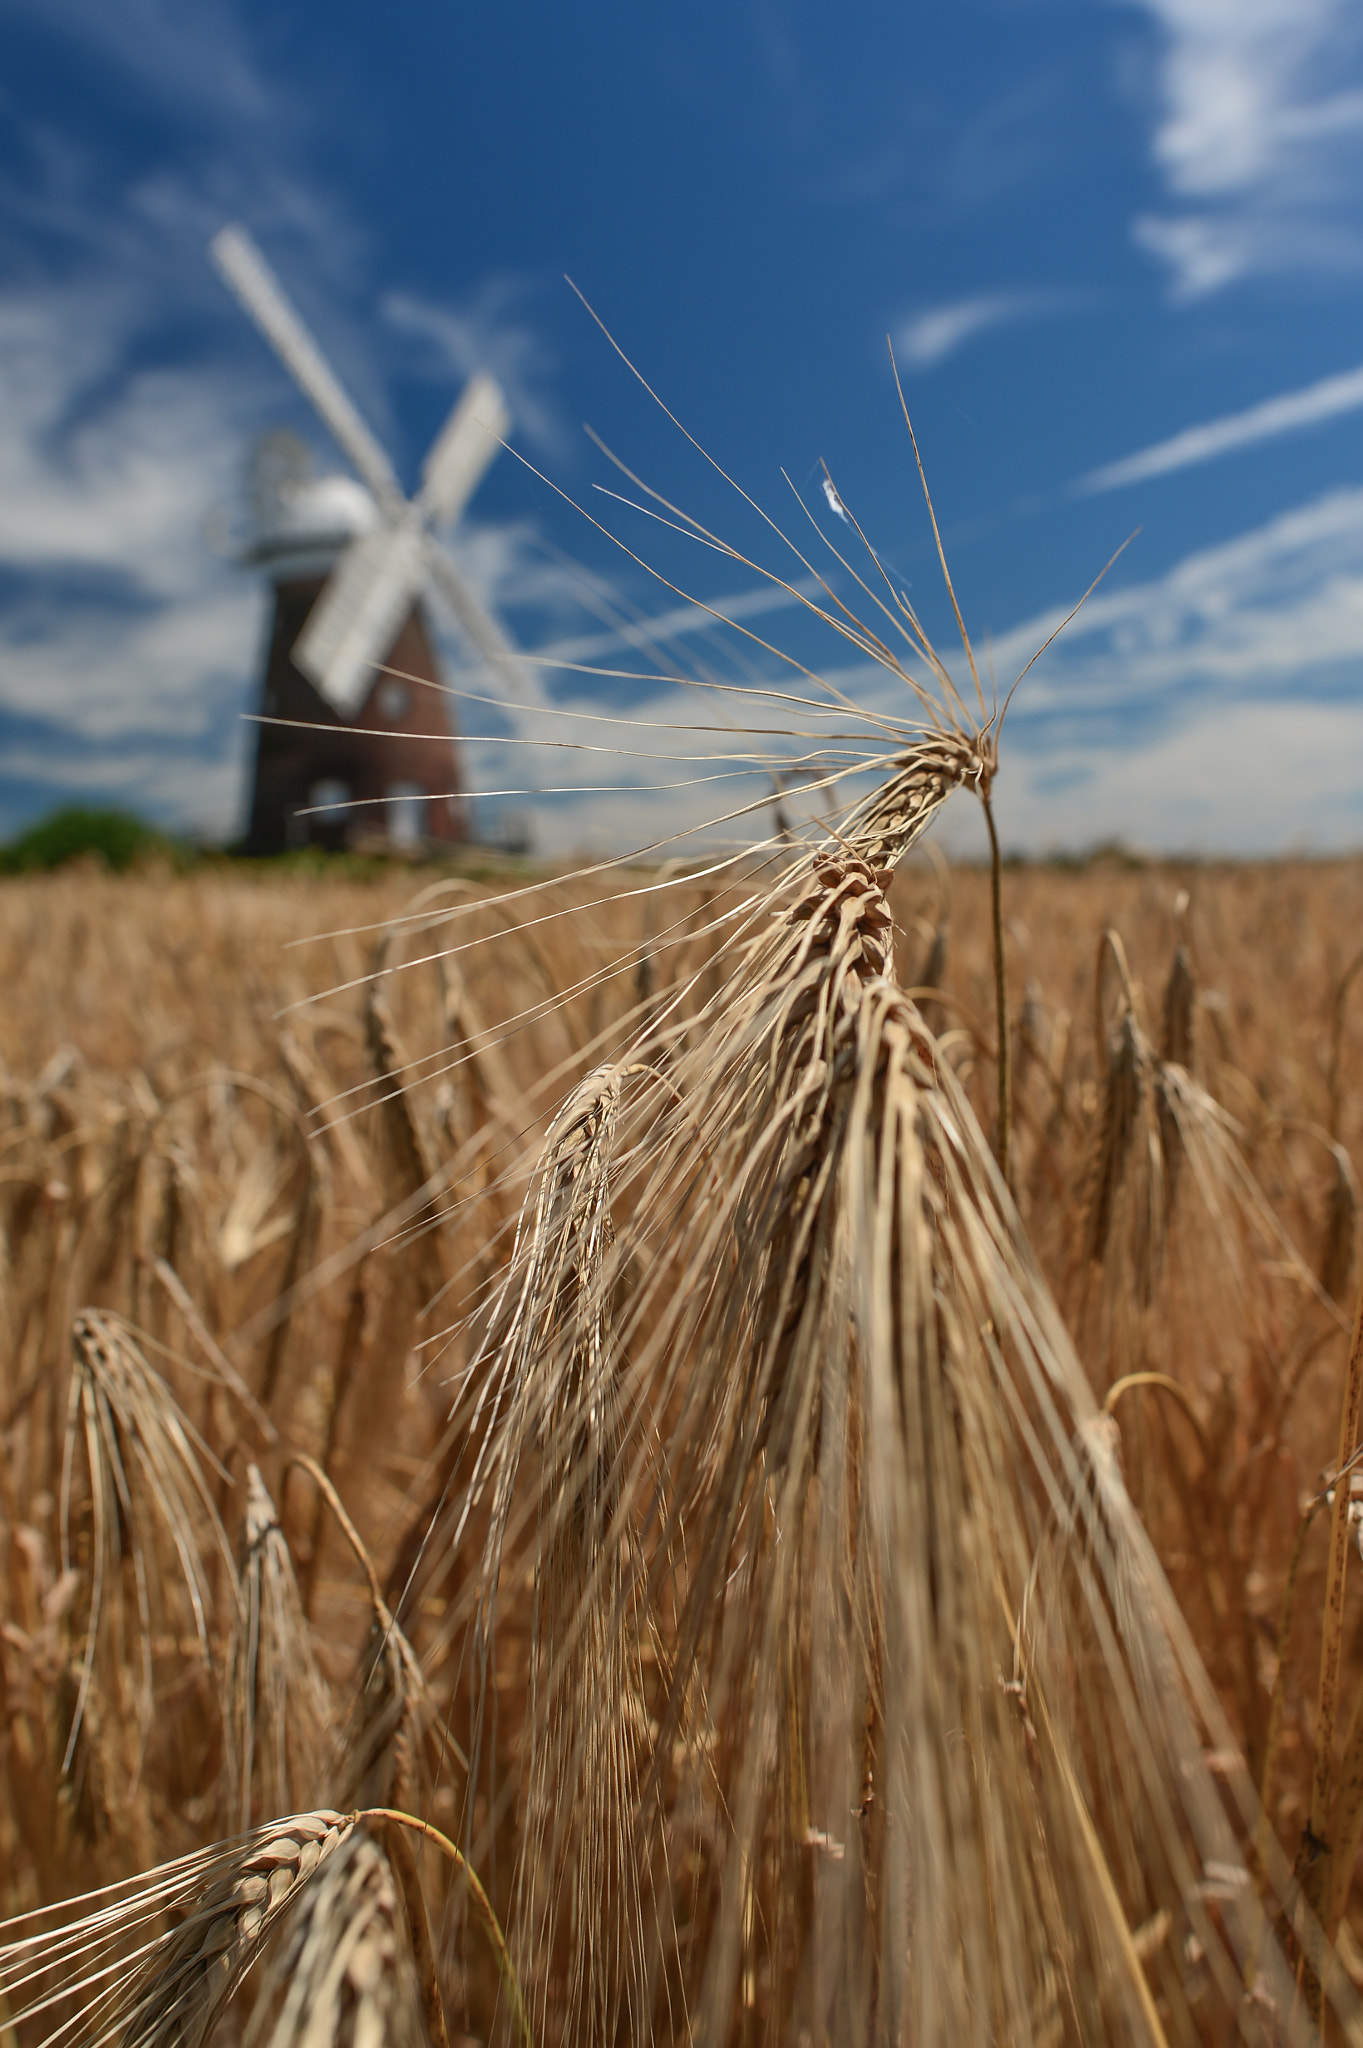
{"left": 3, "top": 0, "right": 1363, "bottom": 855}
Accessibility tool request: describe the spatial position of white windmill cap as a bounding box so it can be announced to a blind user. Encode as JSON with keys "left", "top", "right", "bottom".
{"left": 246, "top": 471, "right": 381, "bottom": 579}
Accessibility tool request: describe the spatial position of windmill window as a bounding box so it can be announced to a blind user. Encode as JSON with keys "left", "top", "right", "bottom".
{"left": 378, "top": 679, "right": 411, "bottom": 722}
{"left": 307, "top": 778, "right": 351, "bottom": 817}
{"left": 386, "top": 780, "right": 426, "bottom": 848}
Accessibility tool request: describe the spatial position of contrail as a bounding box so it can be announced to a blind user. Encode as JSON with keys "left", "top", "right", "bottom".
{"left": 1077, "top": 361, "right": 1363, "bottom": 495}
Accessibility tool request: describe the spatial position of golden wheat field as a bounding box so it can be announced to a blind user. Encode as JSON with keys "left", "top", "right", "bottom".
{"left": 5, "top": 838, "right": 1363, "bottom": 2046}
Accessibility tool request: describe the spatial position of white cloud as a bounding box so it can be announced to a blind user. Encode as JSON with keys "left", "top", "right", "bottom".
{"left": 0, "top": 731, "right": 248, "bottom": 840}
{"left": 1077, "top": 359, "right": 1363, "bottom": 493}
{"left": 936, "top": 483, "right": 1363, "bottom": 853}
{"left": 536, "top": 581, "right": 814, "bottom": 668}
{"left": 0, "top": 279, "right": 265, "bottom": 831}
{"left": 985, "top": 486, "right": 1363, "bottom": 700}
{"left": 896, "top": 292, "right": 1053, "bottom": 370}
{"left": 440, "top": 573, "right": 831, "bottom": 858}
{"left": 0, "top": 295, "right": 250, "bottom": 596}
{"left": 1126, "top": 0, "right": 1363, "bottom": 295}
{"left": 928, "top": 696, "right": 1363, "bottom": 861}
{"left": 1130, "top": 214, "right": 1251, "bottom": 297}
{"left": 1144, "top": 1, "right": 1360, "bottom": 198}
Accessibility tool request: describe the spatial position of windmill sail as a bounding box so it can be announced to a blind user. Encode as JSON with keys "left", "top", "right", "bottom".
{"left": 419, "top": 373, "right": 510, "bottom": 524}
{"left": 292, "top": 518, "right": 428, "bottom": 718}
{"left": 211, "top": 227, "right": 404, "bottom": 516}
{"left": 214, "top": 222, "right": 522, "bottom": 718}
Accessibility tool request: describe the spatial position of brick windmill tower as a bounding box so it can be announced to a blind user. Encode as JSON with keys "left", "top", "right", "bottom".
{"left": 212, "top": 226, "right": 520, "bottom": 854}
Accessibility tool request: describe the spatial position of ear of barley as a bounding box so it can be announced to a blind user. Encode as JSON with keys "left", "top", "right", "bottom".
{"left": 1076, "top": 933, "right": 1328, "bottom": 1407}
{"left": 0, "top": 1810, "right": 351, "bottom": 2048}
{"left": 1084, "top": 1005, "right": 1152, "bottom": 1280}
{"left": 339, "top": 1613, "right": 421, "bottom": 1813}
{"left": 225, "top": 1465, "right": 336, "bottom": 1832}
{"left": 61, "top": 1310, "right": 237, "bottom": 1771}
{"left": 453, "top": 740, "right": 1335, "bottom": 2043}
{"left": 912, "top": 916, "right": 950, "bottom": 1037}
{"left": 240, "top": 1829, "right": 425, "bottom": 2048}
{"left": 453, "top": 1064, "right": 651, "bottom": 2040}
{"left": 364, "top": 914, "right": 460, "bottom": 1313}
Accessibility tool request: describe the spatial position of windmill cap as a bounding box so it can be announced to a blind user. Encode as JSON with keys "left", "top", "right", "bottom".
{"left": 245, "top": 472, "right": 380, "bottom": 576}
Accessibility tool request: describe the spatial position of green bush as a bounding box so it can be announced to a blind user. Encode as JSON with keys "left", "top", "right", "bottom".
{"left": 0, "top": 806, "right": 185, "bottom": 875}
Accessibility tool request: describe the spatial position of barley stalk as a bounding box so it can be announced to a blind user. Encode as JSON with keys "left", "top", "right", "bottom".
{"left": 284, "top": 1453, "right": 463, "bottom": 1810}
{"left": 361, "top": 1807, "right": 533, "bottom": 2048}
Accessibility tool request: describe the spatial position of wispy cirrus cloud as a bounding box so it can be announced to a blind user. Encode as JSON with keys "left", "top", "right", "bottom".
{"left": 1126, "top": 0, "right": 1363, "bottom": 297}
{"left": 941, "top": 697, "right": 1363, "bottom": 859}
{"left": 383, "top": 283, "right": 568, "bottom": 459}
{"left": 973, "top": 483, "right": 1363, "bottom": 851}
{"left": 1076, "top": 358, "right": 1363, "bottom": 493}
{"left": 895, "top": 291, "right": 1066, "bottom": 370}
{"left": 990, "top": 485, "right": 1363, "bottom": 715}
{"left": 0, "top": 0, "right": 272, "bottom": 125}
{"left": 519, "top": 483, "right": 1363, "bottom": 859}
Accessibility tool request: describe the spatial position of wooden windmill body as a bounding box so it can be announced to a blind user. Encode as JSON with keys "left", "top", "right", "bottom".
{"left": 214, "top": 226, "right": 520, "bottom": 855}
{"left": 242, "top": 465, "right": 468, "bottom": 852}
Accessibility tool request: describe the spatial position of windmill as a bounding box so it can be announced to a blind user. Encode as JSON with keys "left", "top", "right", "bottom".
{"left": 211, "top": 224, "right": 520, "bottom": 854}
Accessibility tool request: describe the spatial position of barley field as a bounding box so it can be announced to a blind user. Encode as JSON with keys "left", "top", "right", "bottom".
{"left": 4, "top": 835, "right": 1363, "bottom": 2045}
